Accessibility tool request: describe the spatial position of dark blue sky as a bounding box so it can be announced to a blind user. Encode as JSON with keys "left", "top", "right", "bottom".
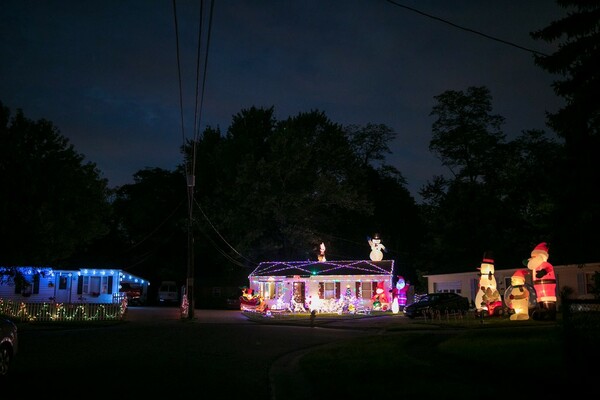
{"left": 1, "top": 1, "right": 564, "bottom": 200}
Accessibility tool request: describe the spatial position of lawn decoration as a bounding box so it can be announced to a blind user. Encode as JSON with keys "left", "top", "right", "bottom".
{"left": 318, "top": 242, "right": 327, "bottom": 262}
{"left": 474, "top": 252, "right": 499, "bottom": 315}
{"left": 504, "top": 269, "right": 532, "bottom": 320}
{"left": 481, "top": 286, "right": 503, "bottom": 316}
{"left": 240, "top": 287, "right": 265, "bottom": 312}
{"left": 367, "top": 233, "right": 386, "bottom": 261}
{"left": 391, "top": 275, "right": 409, "bottom": 314}
{"left": 371, "top": 281, "right": 389, "bottom": 311}
{"left": 526, "top": 242, "right": 556, "bottom": 320}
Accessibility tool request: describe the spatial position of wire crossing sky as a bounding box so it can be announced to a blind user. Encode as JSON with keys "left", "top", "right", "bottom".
{"left": 0, "top": 1, "right": 564, "bottom": 201}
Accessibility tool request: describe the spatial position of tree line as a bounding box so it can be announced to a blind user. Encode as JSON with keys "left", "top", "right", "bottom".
{"left": 1, "top": 1, "right": 598, "bottom": 294}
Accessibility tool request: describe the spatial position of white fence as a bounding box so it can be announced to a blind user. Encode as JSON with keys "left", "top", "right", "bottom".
{"left": 0, "top": 297, "right": 127, "bottom": 322}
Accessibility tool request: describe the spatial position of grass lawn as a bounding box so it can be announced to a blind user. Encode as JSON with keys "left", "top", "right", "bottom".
{"left": 264, "top": 311, "right": 594, "bottom": 398}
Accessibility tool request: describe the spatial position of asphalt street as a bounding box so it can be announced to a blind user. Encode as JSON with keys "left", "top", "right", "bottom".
{"left": 7, "top": 307, "right": 388, "bottom": 397}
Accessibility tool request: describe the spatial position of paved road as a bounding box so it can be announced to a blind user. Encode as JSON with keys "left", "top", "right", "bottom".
{"left": 8, "top": 307, "right": 381, "bottom": 397}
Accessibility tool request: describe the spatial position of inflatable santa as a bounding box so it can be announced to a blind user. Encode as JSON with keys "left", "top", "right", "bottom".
{"left": 526, "top": 242, "right": 556, "bottom": 320}
{"left": 371, "top": 281, "right": 389, "bottom": 311}
{"left": 391, "top": 275, "right": 409, "bottom": 314}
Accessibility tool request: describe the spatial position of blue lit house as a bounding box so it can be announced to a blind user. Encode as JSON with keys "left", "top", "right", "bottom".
{"left": 0, "top": 266, "right": 149, "bottom": 306}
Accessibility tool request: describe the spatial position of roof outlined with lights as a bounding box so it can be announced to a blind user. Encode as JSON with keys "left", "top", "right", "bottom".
{"left": 249, "top": 260, "right": 394, "bottom": 278}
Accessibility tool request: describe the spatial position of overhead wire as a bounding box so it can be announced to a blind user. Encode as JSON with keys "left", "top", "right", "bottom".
{"left": 121, "top": 197, "right": 186, "bottom": 253}
{"left": 171, "top": 0, "right": 546, "bottom": 269}
{"left": 193, "top": 197, "right": 258, "bottom": 268}
{"left": 172, "top": 0, "right": 188, "bottom": 178}
{"left": 172, "top": 0, "right": 253, "bottom": 270}
{"left": 384, "top": 0, "right": 550, "bottom": 57}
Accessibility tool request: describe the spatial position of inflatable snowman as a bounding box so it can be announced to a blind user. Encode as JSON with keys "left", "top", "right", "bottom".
{"left": 474, "top": 252, "right": 498, "bottom": 315}
{"left": 318, "top": 242, "right": 327, "bottom": 262}
{"left": 368, "top": 233, "right": 386, "bottom": 261}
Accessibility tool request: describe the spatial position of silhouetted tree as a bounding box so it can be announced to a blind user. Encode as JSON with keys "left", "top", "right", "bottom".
{"left": 530, "top": 0, "right": 600, "bottom": 263}
{"left": 0, "top": 102, "right": 111, "bottom": 269}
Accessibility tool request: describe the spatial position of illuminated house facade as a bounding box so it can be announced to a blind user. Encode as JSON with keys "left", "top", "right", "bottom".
{"left": 0, "top": 266, "right": 149, "bottom": 305}
{"left": 247, "top": 260, "right": 394, "bottom": 312}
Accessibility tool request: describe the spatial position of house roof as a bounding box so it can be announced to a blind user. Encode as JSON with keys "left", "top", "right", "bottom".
{"left": 249, "top": 260, "right": 394, "bottom": 278}
{"left": 1, "top": 266, "right": 149, "bottom": 286}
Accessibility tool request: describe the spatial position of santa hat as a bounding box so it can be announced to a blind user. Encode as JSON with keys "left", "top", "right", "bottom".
{"left": 531, "top": 242, "right": 549, "bottom": 256}
{"left": 512, "top": 269, "right": 528, "bottom": 280}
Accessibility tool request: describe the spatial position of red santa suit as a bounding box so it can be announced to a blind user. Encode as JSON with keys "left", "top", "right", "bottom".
{"left": 526, "top": 242, "right": 556, "bottom": 320}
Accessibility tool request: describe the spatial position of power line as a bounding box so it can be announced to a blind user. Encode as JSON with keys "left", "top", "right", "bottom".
{"left": 193, "top": 197, "right": 258, "bottom": 268}
{"left": 385, "top": 0, "right": 549, "bottom": 57}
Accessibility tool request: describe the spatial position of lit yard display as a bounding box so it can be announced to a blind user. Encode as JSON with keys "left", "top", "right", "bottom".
{"left": 391, "top": 275, "right": 409, "bottom": 314}
{"left": 245, "top": 239, "right": 395, "bottom": 315}
{"left": 474, "top": 252, "right": 502, "bottom": 316}
{"left": 504, "top": 269, "right": 535, "bottom": 320}
{"left": 526, "top": 242, "right": 557, "bottom": 321}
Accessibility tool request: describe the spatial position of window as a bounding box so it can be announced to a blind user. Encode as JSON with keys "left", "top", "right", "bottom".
{"left": 323, "top": 282, "right": 335, "bottom": 299}
{"left": 14, "top": 273, "right": 40, "bottom": 296}
{"left": 59, "top": 276, "right": 68, "bottom": 290}
{"left": 361, "top": 282, "right": 373, "bottom": 300}
{"left": 82, "top": 276, "right": 110, "bottom": 296}
{"left": 259, "top": 281, "right": 277, "bottom": 299}
{"left": 434, "top": 281, "right": 462, "bottom": 293}
{"left": 585, "top": 273, "right": 595, "bottom": 295}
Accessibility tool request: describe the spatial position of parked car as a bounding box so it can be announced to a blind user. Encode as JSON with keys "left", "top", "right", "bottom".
{"left": 225, "top": 296, "right": 241, "bottom": 310}
{"left": 403, "top": 292, "right": 470, "bottom": 319}
{"left": 120, "top": 282, "right": 145, "bottom": 306}
{"left": 157, "top": 281, "right": 179, "bottom": 305}
{"left": 0, "top": 317, "right": 18, "bottom": 378}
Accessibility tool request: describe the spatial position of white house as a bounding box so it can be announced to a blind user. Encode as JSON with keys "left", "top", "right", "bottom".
{"left": 423, "top": 262, "right": 600, "bottom": 308}
{"left": 247, "top": 259, "right": 395, "bottom": 312}
{"left": 0, "top": 266, "right": 150, "bottom": 305}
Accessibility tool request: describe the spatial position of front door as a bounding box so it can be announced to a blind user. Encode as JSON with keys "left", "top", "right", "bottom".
{"left": 55, "top": 275, "right": 72, "bottom": 303}
{"left": 293, "top": 281, "right": 305, "bottom": 306}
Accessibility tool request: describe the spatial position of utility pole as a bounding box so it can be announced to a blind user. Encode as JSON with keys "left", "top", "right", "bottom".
{"left": 186, "top": 174, "right": 195, "bottom": 319}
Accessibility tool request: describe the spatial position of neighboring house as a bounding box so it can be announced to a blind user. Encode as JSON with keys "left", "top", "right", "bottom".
{"left": 0, "top": 266, "right": 150, "bottom": 305}
{"left": 424, "top": 262, "right": 600, "bottom": 308}
{"left": 247, "top": 260, "right": 394, "bottom": 312}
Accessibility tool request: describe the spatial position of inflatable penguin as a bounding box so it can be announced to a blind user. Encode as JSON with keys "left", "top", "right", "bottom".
{"left": 504, "top": 269, "right": 531, "bottom": 320}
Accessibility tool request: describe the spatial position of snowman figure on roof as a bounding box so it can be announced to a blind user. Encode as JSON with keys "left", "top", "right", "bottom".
{"left": 368, "top": 233, "right": 386, "bottom": 261}
{"left": 317, "top": 242, "right": 327, "bottom": 262}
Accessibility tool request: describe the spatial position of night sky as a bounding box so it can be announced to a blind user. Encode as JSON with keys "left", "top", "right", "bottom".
{"left": 1, "top": 1, "right": 564, "bottom": 200}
